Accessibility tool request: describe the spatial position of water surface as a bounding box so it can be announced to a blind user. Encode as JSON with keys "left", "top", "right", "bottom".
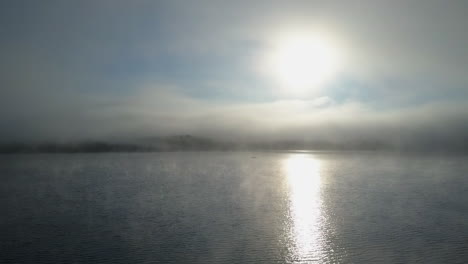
{"left": 1, "top": 151, "right": 468, "bottom": 263}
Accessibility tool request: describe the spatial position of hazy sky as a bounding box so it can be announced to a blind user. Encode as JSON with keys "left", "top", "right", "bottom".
{"left": 1, "top": 0, "right": 468, "bottom": 147}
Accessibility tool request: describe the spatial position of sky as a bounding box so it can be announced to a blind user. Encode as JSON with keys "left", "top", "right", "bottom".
{"left": 1, "top": 0, "right": 468, "bottom": 148}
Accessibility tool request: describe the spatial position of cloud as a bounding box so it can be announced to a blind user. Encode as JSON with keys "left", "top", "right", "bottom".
{"left": 1, "top": 71, "right": 467, "bottom": 151}
{"left": 0, "top": 0, "right": 467, "bottom": 151}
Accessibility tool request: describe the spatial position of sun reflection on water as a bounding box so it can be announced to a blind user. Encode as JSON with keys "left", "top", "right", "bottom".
{"left": 284, "top": 154, "right": 325, "bottom": 263}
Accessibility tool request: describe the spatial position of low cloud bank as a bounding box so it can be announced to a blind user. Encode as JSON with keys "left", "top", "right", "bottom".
{"left": 1, "top": 86, "right": 467, "bottom": 152}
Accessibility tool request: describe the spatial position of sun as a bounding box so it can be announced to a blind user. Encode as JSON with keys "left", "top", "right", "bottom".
{"left": 264, "top": 31, "right": 341, "bottom": 96}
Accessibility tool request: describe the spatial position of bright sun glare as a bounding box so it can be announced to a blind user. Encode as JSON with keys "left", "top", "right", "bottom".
{"left": 265, "top": 31, "right": 341, "bottom": 96}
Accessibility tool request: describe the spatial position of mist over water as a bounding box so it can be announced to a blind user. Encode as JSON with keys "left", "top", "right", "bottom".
{"left": 2, "top": 1, "right": 468, "bottom": 263}
{"left": 2, "top": 151, "right": 467, "bottom": 263}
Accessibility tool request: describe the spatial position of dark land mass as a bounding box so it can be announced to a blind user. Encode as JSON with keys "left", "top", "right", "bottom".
{"left": 0, "top": 135, "right": 467, "bottom": 153}
{"left": 0, "top": 136, "right": 230, "bottom": 153}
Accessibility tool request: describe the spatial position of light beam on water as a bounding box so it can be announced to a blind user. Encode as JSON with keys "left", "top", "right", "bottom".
{"left": 283, "top": 154, "right": 326, "bottom": 263}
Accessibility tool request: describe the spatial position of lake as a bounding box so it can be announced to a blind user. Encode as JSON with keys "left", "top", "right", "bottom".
{"left": 1, "top": 151, "right": 468, "bottom": 263}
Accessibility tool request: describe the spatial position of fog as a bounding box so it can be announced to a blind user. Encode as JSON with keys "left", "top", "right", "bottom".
{"left": 2, "top": 84, "right": 467, "bottom": 151}
{"left": 1, "top": 0, "right": 468, "bottom": 151}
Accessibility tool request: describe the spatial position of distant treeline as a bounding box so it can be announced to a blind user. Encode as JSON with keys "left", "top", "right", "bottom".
{"left": 0, "top": 136, "right": 232, "bottom": 153}
{"left": 0, "top": 142, "right": 148, "bottom": 153}
{"left": 1, "top": 135, "right": 466, "bottom": 153}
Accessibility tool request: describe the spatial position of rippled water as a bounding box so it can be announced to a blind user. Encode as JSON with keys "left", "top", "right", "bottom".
{"left": 1, "top": 151, "right": 468, "bottom": 263}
